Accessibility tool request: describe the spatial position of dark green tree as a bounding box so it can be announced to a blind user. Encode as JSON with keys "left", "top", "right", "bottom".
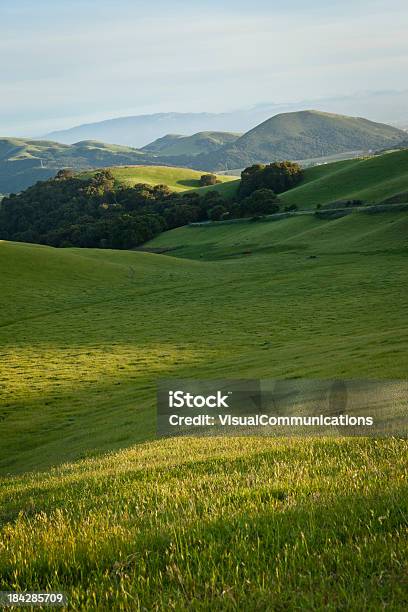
{"left": 240, "top": 189, "right": 280, "bottom": 216}
{"left": 208, "top": 204, "right": 226, "bottom": 221}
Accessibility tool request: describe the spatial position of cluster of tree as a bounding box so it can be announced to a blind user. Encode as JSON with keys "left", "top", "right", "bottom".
{"left": 0, "top": 161, "right": 303, "bottom": 250}
{"left": 238, "top": 161, "right": 303, "bottom": 199}
{"left": 0, "top": 169, "right": 277, "bottom": 249}
{"left": 0, "top": 170, "right": 198, "bottom": 248}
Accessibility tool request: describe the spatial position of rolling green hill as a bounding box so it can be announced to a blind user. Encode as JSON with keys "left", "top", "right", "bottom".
{"left": 1, "top": 206, "right": 408, "bottom": 607}
{"left": 279, "top": 149, "right": 408, "bottom": 208}
{"left": 81, "top": 165, "right": 237, "bottom": 192}
{"left": 191, "top": 110, "right": 406, "bottom": 170}
{"left": 2, "top": 112, "right": 406, "bottom": 193}
{"left": 141, "top": 131, "right": 241, "bottom": 157}
{"left": 0, "top": 137, "right": 238, "bottom": 195}
{"left": 0, "top": 137, "right": 155, "bottom": 194}
{"left": 0, "top": 137, "right": 144, "bottom": 165}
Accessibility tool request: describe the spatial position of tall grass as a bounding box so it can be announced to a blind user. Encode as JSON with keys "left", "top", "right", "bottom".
{"left": 1, "top": 437, "right": 407, "bottom": 609}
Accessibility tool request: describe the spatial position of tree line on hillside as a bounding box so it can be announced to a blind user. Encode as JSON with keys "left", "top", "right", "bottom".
{"left": 0, "top": 162, "right": 302, "bottom": 250}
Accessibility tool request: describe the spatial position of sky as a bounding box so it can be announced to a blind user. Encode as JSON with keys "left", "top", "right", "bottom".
{"left": 0, "top": 0, "right": 407, "bottom": 136}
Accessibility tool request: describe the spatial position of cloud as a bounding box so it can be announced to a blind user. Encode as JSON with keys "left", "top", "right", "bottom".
{"left": 0, "top": 0, "right": 407, "bottom": 134}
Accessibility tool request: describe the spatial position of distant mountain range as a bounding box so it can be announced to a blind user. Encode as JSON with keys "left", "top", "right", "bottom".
{"left": 45, "top": 113, "right": 249, "bottom": 149}
{"left": 44, "top": 90, "right": 408, "bottom": 148}
{"left": 1, "top": 110, "right": 406, "bottom": 194}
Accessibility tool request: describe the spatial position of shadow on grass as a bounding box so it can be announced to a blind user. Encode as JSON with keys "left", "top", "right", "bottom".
{"left": 177, "top": 179, "right": 201, "bottom": 188}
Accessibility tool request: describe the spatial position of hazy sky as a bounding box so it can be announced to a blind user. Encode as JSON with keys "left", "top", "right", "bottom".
{"left": 1, "top": 0, "right": 407, "bottom": 136}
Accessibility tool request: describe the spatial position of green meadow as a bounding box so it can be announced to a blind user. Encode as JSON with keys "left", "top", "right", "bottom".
{"left": 1, "top": 167, "right": 408, "bottom": 607}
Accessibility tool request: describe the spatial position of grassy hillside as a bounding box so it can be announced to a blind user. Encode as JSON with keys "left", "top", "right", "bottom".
{"left": 279, "top": 149, "right": 408, "bottom": 208}
{"left": 141, "top": 131, "right": 241, "bottom": 157}
{"left": 0, "top": 137, "right": 155, "bottom": 194}
{"left": 2, "top": 210, "right": 408, "bottom": 472}
{"left": 147, "top": 207, "right": 408, "bottom": 259}
{"left": 1, "top": 216, "right": 408, "bottom": 608}
{"left": 1, "top": 209, "right": 408, "bottom": 607}
{"left": 81, "top": 165, "right": 237, "bottom": 193}
{"left": 188, "top": 176, "right": 240, "bottom": 197}
{"left": 0, "top": 138, "right": 145, "bottom": 165}
{"left": 191, "top": 110, "right": 406, "bottom": 171}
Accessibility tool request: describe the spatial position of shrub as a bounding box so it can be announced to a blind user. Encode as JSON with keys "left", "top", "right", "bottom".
{"left": 199, "top": 174, "right": 219, "bottom": 186}
{"left": 284, "top": 204, "right": 298, "bottom": 212}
